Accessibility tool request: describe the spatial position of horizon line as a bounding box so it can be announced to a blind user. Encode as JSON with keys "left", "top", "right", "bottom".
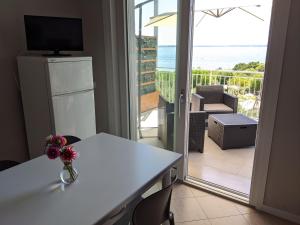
{"left": 158, "top": 44, "right": 267, "bottom": 47}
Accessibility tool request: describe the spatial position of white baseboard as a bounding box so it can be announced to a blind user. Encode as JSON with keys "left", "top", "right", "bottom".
{"left": 260, "top": 204, "right": 300, "bottom": 224}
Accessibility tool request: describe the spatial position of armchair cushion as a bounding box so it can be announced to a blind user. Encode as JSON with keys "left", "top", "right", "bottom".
{"left": 204, "top": 103, "right": 233, "bottom": 113}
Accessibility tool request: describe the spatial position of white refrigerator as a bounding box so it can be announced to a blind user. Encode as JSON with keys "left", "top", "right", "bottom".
{"left": 18, "top": 56, "right": 96, "bottom": 158}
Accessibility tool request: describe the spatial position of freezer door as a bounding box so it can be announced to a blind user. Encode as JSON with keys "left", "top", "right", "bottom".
{"left": 52, "top": 90, "right": 96, "bottom": 139}
{"left": 48, "top": 60, "right": 93, "bottom": 95}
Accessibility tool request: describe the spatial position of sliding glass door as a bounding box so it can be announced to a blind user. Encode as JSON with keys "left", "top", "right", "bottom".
{"left": 127, "top": 0, "right": 273, "bottom": 200}
{"left": 127, "top": 0, "right": 193, "bottom": 180}
{"left": 186, "top": 0, "right": 273, "bottom": 198}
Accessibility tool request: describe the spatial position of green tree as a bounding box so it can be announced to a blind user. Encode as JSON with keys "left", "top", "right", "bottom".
{"left": 233, "top": 63, "right": 248, "bottom": 71}
{"left": 233, "top": 61, "right": 265, "bottom": 72}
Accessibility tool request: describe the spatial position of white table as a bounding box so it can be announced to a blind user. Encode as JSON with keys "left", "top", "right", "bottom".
{"left": 0, "top": 133, "right": 181, "bottom": 225}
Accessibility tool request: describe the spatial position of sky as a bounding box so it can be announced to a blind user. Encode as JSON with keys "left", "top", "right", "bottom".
{"left": 135, "top": 0, "right": 273, "bottom": 46}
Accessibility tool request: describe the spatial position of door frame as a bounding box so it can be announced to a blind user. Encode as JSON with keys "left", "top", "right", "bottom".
{"left": 102, "top": 0, "right": 291, "bottom": 217}
{"left": 179, "top": 0, "right": 291, "bottom": 214}
{"left": 174, "top": 0, "right": 195, "bottom": 180}
{"left": 179, "top": 0, "right": 294, "bottom": 219}
{"left": 250, "top": 0, "right": 291, "bottom": 208}
{"left": 180, "top": 0, "right": 291, "bottom": 210}
{"left": 250, "top": 2, "right": 300, "bottom": 223}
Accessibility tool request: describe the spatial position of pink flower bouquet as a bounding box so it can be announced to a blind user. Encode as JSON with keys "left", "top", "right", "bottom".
{"left": 45, "top": 135, "right": 78, "bottom": 183}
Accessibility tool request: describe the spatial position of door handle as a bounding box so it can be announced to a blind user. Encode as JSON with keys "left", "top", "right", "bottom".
{"left": 178, "top": 89, "right": 185, "bottom": 118}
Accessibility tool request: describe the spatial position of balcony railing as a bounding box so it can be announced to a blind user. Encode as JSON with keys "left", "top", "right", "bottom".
{"left": 156, "top": 70, "right": 264, "bottom": 120}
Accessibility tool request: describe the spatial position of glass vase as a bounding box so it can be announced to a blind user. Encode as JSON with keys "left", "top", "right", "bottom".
{"left": 60, "top": 162, "right": 78, "bottom": 184}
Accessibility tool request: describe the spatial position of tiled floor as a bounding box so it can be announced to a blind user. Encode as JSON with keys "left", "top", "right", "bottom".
{"left": 188, "top": 131, "right": 255, "bottom": 195}
{"left": 139, "top": 128, "right": 254, "bottom": 195}
{"left": 171, "top": 184, "right": 298, "bottom": 225}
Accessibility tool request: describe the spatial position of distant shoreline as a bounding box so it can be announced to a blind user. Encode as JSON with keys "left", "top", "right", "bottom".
{"left": 158, "top": 45, "right": 267, "bottom": 48}
{"left": 157, "top": 45, "right": 267, "bottom": 70}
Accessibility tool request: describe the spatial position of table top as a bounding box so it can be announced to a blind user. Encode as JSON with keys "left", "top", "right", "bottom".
{"left": 0, "top": 133, "right": 181, "bottom": 225}
{"left": 209, "top": 113, "right": 258, "bottom": 126}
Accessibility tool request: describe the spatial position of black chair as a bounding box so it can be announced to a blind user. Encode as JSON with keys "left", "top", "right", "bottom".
{"left": 132, "top": 174, "right": 177, "bottom": 225}
{"left": 0, "top": 160, "right": 20, "bottom": 172}
{"left": 63, "top": 135, "right": 81, "bottom": 145}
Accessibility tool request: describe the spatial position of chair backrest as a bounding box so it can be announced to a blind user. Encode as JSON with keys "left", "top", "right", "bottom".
{"left": 132, "top": 176, "right": 177, "bottom": 225}
{"left": 0, "top": 160, "right": 20, "bottom": 172}
{"left": 158, "top": 95, "right": 174, "bottom": 113}
{"left": 63, "top": 135, "right": 81, "bottom": 145}
{"left": 196, "top": 85, "right": 224, "bottom": 104}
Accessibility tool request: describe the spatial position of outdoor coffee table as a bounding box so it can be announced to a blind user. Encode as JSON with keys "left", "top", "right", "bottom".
{"left": 208, "top": 113, "right": 258, "bottom": 150}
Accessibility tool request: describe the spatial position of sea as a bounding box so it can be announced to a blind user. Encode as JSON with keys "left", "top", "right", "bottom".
{"left": 157, "top": 45, "right": 267, "bottom": 70}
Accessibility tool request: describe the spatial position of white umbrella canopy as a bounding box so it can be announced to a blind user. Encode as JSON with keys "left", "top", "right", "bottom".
{"left": 145, "top": 12, "right": 177, "bottom": 27}
{"left": 145, "top": 0, "right": 264, "bottom": 27}
{"left": 195, "top": 0, "right": 262, "bottom": 11}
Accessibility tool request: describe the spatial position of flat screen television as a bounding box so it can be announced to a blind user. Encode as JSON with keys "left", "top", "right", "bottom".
{"left": 24, "top": 15, "right": 83, "bottom": 56}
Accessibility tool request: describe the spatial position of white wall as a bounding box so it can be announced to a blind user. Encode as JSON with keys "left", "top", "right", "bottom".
{"left": 263, "top": 0, "right": 300, "bottom": 217}
{"left": 81, "top": 0, "right": 108, "bottom": 134}
{"left": 0, "top": 0, "right": 108, "bottom": 162}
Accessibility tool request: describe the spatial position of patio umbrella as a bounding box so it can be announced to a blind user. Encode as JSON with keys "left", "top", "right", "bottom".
{"left": 145, "top": 0, "right": 264, "bottom": 27}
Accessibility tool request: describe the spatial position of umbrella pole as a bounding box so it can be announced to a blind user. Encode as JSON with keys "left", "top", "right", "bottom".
{"left": 154, "top": 0, "right": 158, "bottom": 37}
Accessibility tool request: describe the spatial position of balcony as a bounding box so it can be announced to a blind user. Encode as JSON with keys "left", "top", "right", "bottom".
{"left": 139, "top": 70, "right": 263, "bottom": 195}
{"left": 156, "top": 69, "right": 263, "bottom": 120}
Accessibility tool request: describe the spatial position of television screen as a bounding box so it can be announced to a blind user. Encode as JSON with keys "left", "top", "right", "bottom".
{"left": 24, "top": 15, "right": 83, "bottom": 52}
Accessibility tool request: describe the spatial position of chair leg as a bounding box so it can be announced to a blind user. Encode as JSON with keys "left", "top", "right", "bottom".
{"left": 169, "top": 212, "right": 175, "bottom": 225}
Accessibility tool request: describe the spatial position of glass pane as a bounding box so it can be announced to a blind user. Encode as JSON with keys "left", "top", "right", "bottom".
{"left": 188, "top": 0, "right": 273, "bottom": 196}
{"left": 132, "top": 0, "right": 178, "bottom": 152}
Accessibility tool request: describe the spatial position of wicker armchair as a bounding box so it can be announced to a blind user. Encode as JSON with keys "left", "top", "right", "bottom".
{"left": 193, "top": 85, "right": 238, "bottom": 119}
{"left": 158, "top": 95, "right": 206, "bottom": 152}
